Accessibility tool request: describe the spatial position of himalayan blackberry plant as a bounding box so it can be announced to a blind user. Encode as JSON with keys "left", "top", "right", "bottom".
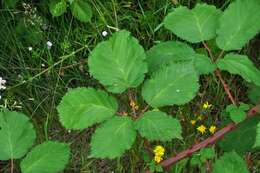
{"left": 1, "top": 0, "right": 260, "bottom": 172}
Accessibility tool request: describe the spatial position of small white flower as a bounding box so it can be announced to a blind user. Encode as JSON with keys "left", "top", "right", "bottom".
{"left": 46, "top": 41, "right": 53, "bottom": 49}
{"left": 28, "top": 46, "right": 33, "bottom": 51}
{"left": 41, "top": 63, "right": 46, "bottom": 67}
{"left": 0, "top": 77, "right": 6, "bottom": 90}
{"left": 102, "top": 31, "right": 108, "bottom": 37}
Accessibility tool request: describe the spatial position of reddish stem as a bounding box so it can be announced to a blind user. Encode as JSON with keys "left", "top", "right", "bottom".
{"left": 145, "top": 104, "right": 260, "bottom": 173}
{"left": 215, "top": 70, "right": 236, "bottom": 105}
{"left": 202, "top": 41, "right": 214, "bottom": 61}
{"left": 202, "top": 42, "right": 236, "bottom": 105}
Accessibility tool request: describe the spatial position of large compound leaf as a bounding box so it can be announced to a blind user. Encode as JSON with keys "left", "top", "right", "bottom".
{"left": 57, "top": 87, "right": 118, "bottom": 130}
{"left": 21, "top": 141, "right": 70, "bottom": 173}
{"left": 70, "top": 0, "right": 92, "bottom": 22}
{"left": 88, "top": 30, "right": 147, "bottom": 93}
{"left": 254, "top": 122, "right": 260, "bottom": 148}
{"left": 216, "top": 0, "right": 260, "bottom": 50}
{"left": 213, "top": 151, "right": 249, "bottom": 173}
{"left": 0, "top": 111, "right": 36, "bottom": 160}
{"left": 49, "top": 0, "right": 67, "bottom": 17}
{"left": 135, "top": 110, "right": 182, "bottom": 141}
{"left": 142, "top": 62, "right": 200, "bottom": 108}
{"left": 217, "top": 54, "right": 260, "bottom": 86}
{"left": 90, "top": 116, "right": 136, "bottom": 158}
{"left": 164, "top": 4, "right": 221, "bottom": 43}
{"left": 218, "top": 116, "right": 260, "bottom": 155}
{"left": 146, "top": 41, "right": 215, "bottom": 75}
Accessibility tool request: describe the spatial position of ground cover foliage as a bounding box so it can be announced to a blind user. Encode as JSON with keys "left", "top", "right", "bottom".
{"left": 0, "top": 0, "right": 260, "bottom": 172}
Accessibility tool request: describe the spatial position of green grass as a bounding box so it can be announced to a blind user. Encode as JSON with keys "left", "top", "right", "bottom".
{"left": 0, "top": 0, "right": 259, "bottom": 172}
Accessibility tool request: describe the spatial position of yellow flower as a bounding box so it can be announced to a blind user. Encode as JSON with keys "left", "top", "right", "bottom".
{"left": 190, "top": 120, "right": 196, "bottom": 125}
{"left": 202, "top": 101, "right": 212, "bottom": 109}
{"left": 209, "top": 125, "right": 216, "bottom": 134}
{"left": 154, "top": 155, "right": 163, "bottom": 163}
{"left": 153, "top": 145, "right": 165, "bottom": 163}
{"left": 130, "top": 100, "right": 139, "bottom": 110}
{"left": 130, "top": 100, "right": 135, "bottom": 107}
{"left": 197, "top": 125, "right": 207, "bottom": 134}
{"left": 153, "top": 145, "right": 165, "bottom": 156}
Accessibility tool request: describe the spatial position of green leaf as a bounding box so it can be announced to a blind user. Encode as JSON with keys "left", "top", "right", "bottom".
{"left": 164, "top": 4, "right": 221, "bottom": 43}
{"left": 49, "top": 0, "right": 67, "bottom": 17}
{"left": 5, "top": 0, "right": 19, "bottom": 8}
{"left": 142, "top": 62, "right": 200, "bottom": 108}
{"left": 217, "top": 54, "right": 260, "bottom": 86}
{"left": 149, "top": 161, "right": 156, "bottom": 173}
{"left": 146, "top": 41, "right": 195, "bottom": 73}
{"left": 146, "top": 41, "right": 215, "bottom": 75}
{"left": 70, "top": 0, "right": 92, "bottom": 22}
{"left": 213, "top": 151, "right": 249, "bottom": 173}
{"left": 191, "top": 148, "right": 215, "bottom": 166}
{"left": 226, "top": 104, "right": 247, "bottom": 123}
{"left": 239, "top": 103, "right": 250, "bottom": 111}
{"left": 216, "top": 0, "right": 260, "bottom": 50}
{"left": 0, "top": 111, "right": 36, "bottom": 160}
{"left": 248, "top": 85, "right": 260, "bottom": 104}
{"left": 57, "top": 87, "right": 118, "bottom": 130}
{"left": 170, "top": 159, "right": 188, "bottom": 173}
{"left": 200, "top": 148, "right": 215, "bottom": 161}
{"left": 190, "top": 156, "right": 201, "bottom": 166}
{"left": 90, "top": 116, "right": 136, "bottom": 158}
{"left": 155, "top": 165, "right": 163, "bottom": 172}
{"left": 218, "top": 116, "right": 260, "bottom": 155}
{"left": 194, "top": 54, "right": 216, "bottom": 75}
{"left": 135, "top": 110, "right": 182, "bottom": 141}
{"left": 21, "top": 141, "right": 70, "bottom": 173}
{"left": 88, "top": 30, "right": 147, "bottom": 93}
{"left": 254, "top": 122, "right": 260, "bottom": 148}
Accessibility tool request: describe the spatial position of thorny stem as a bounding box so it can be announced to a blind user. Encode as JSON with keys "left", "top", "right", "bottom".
{"left": 202, "top": 42, "right": 236, "bottom": 105}
{"left": 215, "top": 70, "right": 237, "bottom": 105}
{"left": 202, "top": 41, "right": 214, "bottom": 62}
{"left": 145, "top": 103, "right": 260, "bottom": 173}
